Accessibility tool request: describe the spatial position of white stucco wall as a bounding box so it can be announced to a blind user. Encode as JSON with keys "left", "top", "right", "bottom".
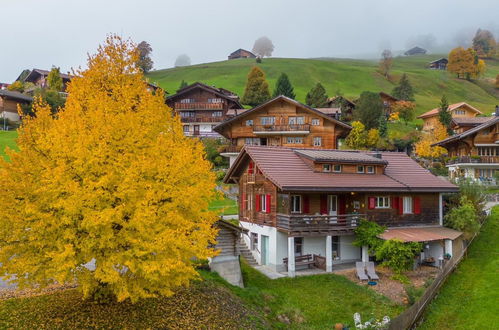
{"left": 240, "top": 221, "right": 278, "bottom": 270}
{"left": 303, "top": 236, "right": 326, "bottom": 257}
{"left": 200, "top": 124, "right": 213, "bottom": 132}
{"left": 338, "top": 235, "right": 361, "bottom": 262}
{"left": 1, "top": 111, "right": 20, "bottom": 122}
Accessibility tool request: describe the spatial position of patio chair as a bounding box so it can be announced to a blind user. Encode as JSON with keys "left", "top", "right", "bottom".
{"left": 356, "top": 262, "right": 368, "bottom": 281}
{"left": 366, "top": 262, "right": 380, "bottom": 280}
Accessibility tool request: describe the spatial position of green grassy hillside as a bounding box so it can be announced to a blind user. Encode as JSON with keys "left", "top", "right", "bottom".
{"left": 0, "top": 131, "right": 18, "bottom": 160}
{"left": 147, "top": 55, "right": 499, "bottom": 121}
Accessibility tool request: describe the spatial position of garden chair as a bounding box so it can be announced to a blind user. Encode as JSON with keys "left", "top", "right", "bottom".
{"left": 366, "top": 261, "right": 379, "bottom": 280}
{"left": 356, "top": 262, "right": 368, "bottom": 281}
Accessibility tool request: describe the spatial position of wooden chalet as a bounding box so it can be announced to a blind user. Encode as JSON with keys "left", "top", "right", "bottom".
{"left": 228, "top": 49, "right": 256, "bottom": 60}
{"left": 326, "top": 96, "right": 356, "bottom": 122}
{"left": 433, "top": 114, "right": 499, "bottom": 183}
{"left": 418, "top": 102, "right": 482, "bottom": 132}
{"left": 214, "top": 96, "right": 352, "bottom": 166}
{"left": 0, "top": 89, "right": 33, "bottom": 123}
{"left": 404, "top": 46, "right": 427, "bottom": 56}
{"left": 379, "top": 92, "right": 399, "bottom": 114}
{"left": 166, "top": 82, "right": 243, "bottom": 138}
{"left": 20, "top": 69, "right": 73, "bottom": 93}
{"left": 428, "top": 58, "right": 448, "bottom": 70}
{"left": 224, "top": 146, "right": 460, "bottom": 276}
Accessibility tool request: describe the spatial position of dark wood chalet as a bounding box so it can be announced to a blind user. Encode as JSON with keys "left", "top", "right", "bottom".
{"left": 228, "top": 49, "right": 256, "bottom": 60}
{"left": 325, "top": 96, "right": 356, "bottom": 122}
{"left": 215, "top": 96, "right": 352, "bottom": 165}
{"left": 428, "top": 58, "right": 448, "bottom": 70}
{"left": 224, "top": 146, "right": 459, "bottom": 275}
{"left": 404, "top": 46, "right": 427, "bottom": 56}
{"left": 166, "top": 82, "right": 243, "bottom": 138}
{"left": 20, "top": 69, "right": 73, "bottom": 93}
{"left": 0, "top": 89, "right": 33, "bottom": 123}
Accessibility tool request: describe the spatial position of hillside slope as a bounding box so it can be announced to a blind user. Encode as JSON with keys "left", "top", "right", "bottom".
{"left": 147, "top": 55, "right": 499, "bottom": 121}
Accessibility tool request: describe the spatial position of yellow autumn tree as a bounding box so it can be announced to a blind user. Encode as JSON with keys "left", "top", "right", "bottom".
{"left": 448, "top": 47, "right": 486, "bottom": 80}
{"left": 345, "top": 121, "right": 367, "bottom": 150}
{"left": 366, "top": 128, "right": 380, "bottom": 148}
{"left": 414, "top": 123, "right": 448, "bottom": 158}
{"left": 0, "top": 35, "right": 218, "bottom": 302}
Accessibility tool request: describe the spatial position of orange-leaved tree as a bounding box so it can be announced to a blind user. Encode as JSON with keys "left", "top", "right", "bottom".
{"left": 0, "top": 35, "right": 218, "bottom": 302}
{"left": 447, "top": 47, "right": 486, "bottom": 80}
{"left": 414, "top": 123, "right": 448, "bottom": 158}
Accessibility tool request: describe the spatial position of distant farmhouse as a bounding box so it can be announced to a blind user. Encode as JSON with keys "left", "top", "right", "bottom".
{"left": 19, "top": 68, "right": 73, "bottom": 92}
{"left": 428, "top": 58, "right": 448, "bottom": 70}
{"left": 418, "top": 102, "right": 482, "bottom": 132}
{"left": 404, "top": 46, "right": 427, "bottom": 56}
{"left": 228, "top": 49, "right": 256, "bottom": 60}
{"left": 0, "top": 89, "right": 32, "bottom": 123}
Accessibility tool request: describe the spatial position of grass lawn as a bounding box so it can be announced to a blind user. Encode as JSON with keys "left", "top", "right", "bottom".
{"left": 208, "top": 196, "right": 238, "bottom": 215}
{"left": 0, "top": 130, "right": 18, "bottom": 160}
{"left": 418, "top": 207, "right": 499, "bottom": 329}
{"left": 204, "top": 262, "right": 404, "bottom": 328}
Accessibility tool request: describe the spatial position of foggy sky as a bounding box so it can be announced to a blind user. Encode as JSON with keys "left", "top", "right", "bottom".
{"left": 1, "top": 0, "right": 498, "bottom": 81}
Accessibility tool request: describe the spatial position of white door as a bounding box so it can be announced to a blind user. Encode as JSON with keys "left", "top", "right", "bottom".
{"left": 328, "top": 195, "right": 338, "bottom": 216}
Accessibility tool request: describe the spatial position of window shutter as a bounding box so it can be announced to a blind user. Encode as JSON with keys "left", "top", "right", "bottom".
{"left": 266, "top": 194, "right": 271, "bottom": 214}
{"left": 248, "top": 161, "right": 254, "bottom": 174}
{"left": 398, "top": 197, "right": 404, "bottom": 215}
{"left": 303, "top": 195, "right": 310, "bottom": 213}
{"left": 368, "top": 197, "right": 376, "bottom": 209}
{"left": 320, "top": 194, "right": 328, "bottom": 214}
{"left": 339, "top": 195, "right": 346, "bottom": 215}
{"left": 414, "top": 197, "right": 421, "bottom": 214}
{"left": 255, "top": 194, "right": 260, "bottom": 212}
{"left": 391, "top": 196, "right": 399, "bottom": 210}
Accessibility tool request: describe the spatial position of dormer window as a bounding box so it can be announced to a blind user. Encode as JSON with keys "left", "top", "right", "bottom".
{"left": 311, "top": 118, "right": 320, "bottom": 126}
{"left": 367, "top": 166, "right": 375, "bottom": 174}
{"left": 357, "top": 165, "right": 365, "bottom": 173}
{"left": 180, "top": 98, "right": 194, "bottom": 104}
{"left": 333, "top": 164, "right": 342, "bottom": 173}
{"left": 323, "top": 164, "right": 331, "bottom": 172}
{"left": 246, "top": 119, "right": 253, "bottom": 126}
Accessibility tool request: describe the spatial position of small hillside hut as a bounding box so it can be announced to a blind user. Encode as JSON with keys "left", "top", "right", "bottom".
{"left": 228, "top": 49, "right": 256, "bottom": 60}
{"left": 404, "top": 46, "right": 427, "bottom": 56}
{"left": 428, "top": 58, "right": 448, "bottom": 70}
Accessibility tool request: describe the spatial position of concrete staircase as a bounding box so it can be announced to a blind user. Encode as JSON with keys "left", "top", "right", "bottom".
{"left": 238, "top": 239, "right": 258, "bottom": 266}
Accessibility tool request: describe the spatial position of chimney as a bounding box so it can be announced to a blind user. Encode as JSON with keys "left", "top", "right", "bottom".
{"left": 495, "top": 105, "right": 499, "bottom": 117}
{"left": 373, "top": 153, "right": 382, "bottom": 159}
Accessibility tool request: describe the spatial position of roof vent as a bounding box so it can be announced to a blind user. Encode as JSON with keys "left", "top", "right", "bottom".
{"left": 372, "top": 153, "right": 382, "bottom": 159}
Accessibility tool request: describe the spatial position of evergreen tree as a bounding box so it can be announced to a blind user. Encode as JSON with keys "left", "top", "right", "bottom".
{"left": 305, "top": 83, "right": 328, "bottom": 108}
{"left": 378, "top": 114, "right": 388, "bottom": 138}
{"left": 438, "top": 95, "right": 452, "bottom": 134}
{"left": 353, "top": 91, "right": 383, "bottom": 130}
{"left": 178, "top": 80, "right": 188, "bottom": 90}
{"left": 47, "top": 67, "right": 64, "bottom": 92}
{"left": 241, "top": 66, "right": 271, "bottom": 106}
{"left": 272, "top": 73, "right": 295, "bottom": 99}
{"left": 391, "top": 74, "right": 414, "bottom": 101}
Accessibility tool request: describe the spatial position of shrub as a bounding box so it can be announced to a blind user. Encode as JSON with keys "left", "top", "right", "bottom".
{"left": 445, "top": 196, "right": 480, "bottom": 239}
{"left": 375, "top": 239, "right": 421, "bottom": 274}
{"left": 405, "top": 284, "right": 425, "bottom": 305}
{"left": 353, "top": 219, "right": 385, "bottom": 254}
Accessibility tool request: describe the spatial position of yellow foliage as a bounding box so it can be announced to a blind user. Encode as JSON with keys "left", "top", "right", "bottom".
{"left": 366, "top": 129, "right": 380, "bottom": 148}
{"left": 448, "top": 47, "right": 486, "bottom": 79}
{"left": 345, "top": 121, "right": 367, "bottom": 150}
{"left": 414, "top": 123, "right": 448, "bottom": 158}
{"left": 389, "top": 112, "right": 399, "bottom": 122}
{"left": 0, "top": 35, "right": 218, "bottom": 302}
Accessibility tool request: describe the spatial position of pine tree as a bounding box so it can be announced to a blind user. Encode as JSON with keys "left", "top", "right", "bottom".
{"left": 305, "top": 83, "right": 328, "bottom": 108}
{"left": 378, "top": 115, "right": 388, "bottom": 138}
{"left": 0, "top": 36, "right": 218, "bottom": 303}
{"left": 391, "top": 74, "right": 414, "bottom": 101}
{"left": 178, "top": 80, "right": 188, "bottom": 90}
{"left": 353, "top": 91, "right": 383, "bottom": 130}
{"left": 438, "top": 95, "right": 452, "bottom": 134}
{"left": 272, "top": 73, "right": 295, "bottom": 99}
{"left": 241, "top": 66, "right": 271, "bottom": 106}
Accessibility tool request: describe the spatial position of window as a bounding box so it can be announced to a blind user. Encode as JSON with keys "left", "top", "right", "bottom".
{"left": 183, "top": 125, "right": 189, "bottom": 133}
{"left": 376, "top": 196, "right": 390, "bottom": 208}
{"left": 403, "top": 196, "right": 413, "bottom": 214}
{"left": 454, "top": 109, "right": 465, "bottom": 115}
{"left": 479, "top": 169, "right": 496, "bottom": 178}
{"left": 328, "top": 195, "right": 338, "bottom": 214}
{"left": 357, "top": 165, "right": 365, "bottom": 173}
{"left": 245, "top": 138, "right": 260, "bottom": 145}
{"left": 260, "top": 194, "right": 268, "bottom": 212}
{"left": 247, "top": 193, "right": 253, "bottom": 211}
{"left": 323, "top": 164, "right": 331, "bottom": 172}
{"left": 260, "top": 116, "right": 275, "bottom": 125}
{"left": 180, "top": 98, "right": 194, "bottom": 104}
{"left": 367, "top": 166, "right": 375, "bottom": 174}
{"left": 294, "top": 237, "right": 303, "bottom": 256}
{"left": 288, "top": 116, "right": 305, "bottom": 125}
{"left": 333, "top": 164, "right": 342, "bottom": 173}
{"left": 212, "top": 111, "right": 222, "bottom": 117}
{"left": 287, "top": 137, "right": 303, "bottom": 144}
{"left": 207, "top": 98, "right": 222, "bottom": 103}
{"left": 331, "top": 236, "right": 340, "bottom": 259}
{"left": 311, "top": 118, "right": 320, "bottom": 126}
{"left": 250, "top": 233, "right": 258, "bottom": 251}
{"left": 481, "top": 128, "right": 491, "bottom": 136}
{"left": 313, "top": 136, "right": 322, "bottom": 146}
{"left": 291, "top": 195, "right": 302, "bottom": 213}
{"left": 246, "top": 119, "right": 254, "bottom": 126}
{"left": 180, "top": 111, "right": 194, "bottom": 118}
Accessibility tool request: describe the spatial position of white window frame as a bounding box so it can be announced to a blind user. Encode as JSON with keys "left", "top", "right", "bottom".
{"left": 333, "top": 164, "right": 342, "bottom": 173}
{"left": 246, "top": 119, "right": 254, "bottom": 126}
{"left": 180, "top": 98, "right": 194, "bottom": 104}
{"left": 357, "top": 165, "right": 365, "bottom": 173}
{"left": 291, "top": 195, "right": 302, "bottom": 213}
{"left": 247, "top": 193, "right": 253, "bottom": 211}
{"left": 260, "top": 194, "right": 268, "bottom": 213}
{"left": 212, "top": 111, "right": 222, "bottom": 117}
{"left": 323, "top": 164, "right": 331, "bottom": 172}
{"left": 313, "top": 136, "right": 322, "bottom": 146}
{"left": 288, "top": 116, "right": 305, "bottom": 125}
{"left": 183, "top": 125, "right": 189, "bottom": 132}
{"left": 403, "top": 196, "right": 413, "bottom": 214}
{"left": 207, "top": 98, "right": 222, "bottom": 103}
{"left": 367, "top": 166, "right": 375, "bottom": 174}
{"left": 260, "top": 116, "right": 275, "bottom": 125}
{"left": 311, "top": 118, "right": 320, "bottom": 126}
{"left": 375, "top": 196, "right": 390, "bottom": 209}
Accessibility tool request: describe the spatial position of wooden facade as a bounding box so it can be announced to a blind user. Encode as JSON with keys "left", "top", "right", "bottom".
{"left": 0, "top": 90, "right": 33, "bottom": 122}
{"left": 228, "top": 49, "right": 256, "bottom": 60}
{"left": 166, "top": 82, "right": 243, "bottom": 138}
{"left": 419, "top": 102, "right": 482, "bottom": 132}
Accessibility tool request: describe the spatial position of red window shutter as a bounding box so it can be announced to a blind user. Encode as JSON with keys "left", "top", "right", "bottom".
{"left": 320, "top": 194, "right": 328, "bottom": 214}
{"left": 398, "top": 197, "right": 404, "bottom": 215}
{"left": 242, "top": 192, "right": 246, "bottom": 210}
{"left": 248, "top": 161, "right": 254, "bottom": 174}
{"left": 391, "top": 196, "right": 399, "bottom": 210}
{"left": 255, "top": 194, "right": 260, "bottom": 212}
{"left": 266, "top": 194, "right": 271, "bottom": 214}
{"left": 339, "top": 195, "right": 346, "bottom": 215}
{"left": 303, "top": 195, "right": 310, "bottom": 213}
{"left": 368, "top": 197, "right": 376, "bottom": 210}
{"left": 414, "top": 197, "right": 421, "bottom": 214}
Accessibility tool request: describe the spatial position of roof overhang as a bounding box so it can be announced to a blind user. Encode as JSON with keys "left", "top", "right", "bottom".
{"left": 379, "top": 226, "right": 462, "bottom": 242}
{"left": 279, "top": 186, "right": 459, "bottom": 193}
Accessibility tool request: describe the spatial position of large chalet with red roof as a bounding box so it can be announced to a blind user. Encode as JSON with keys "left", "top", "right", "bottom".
{"left": 224, "top": 146, "right": 462, "bottom": 276}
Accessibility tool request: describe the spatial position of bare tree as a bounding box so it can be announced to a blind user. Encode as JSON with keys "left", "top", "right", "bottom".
{"left": 174, "top": 54, "right": 191, "bottom": 67}
{"left": 252, "top": 36, "right": 274, "bottom": 58}
{"left": 379, "top": 49, "right": 393, "bottom": 78}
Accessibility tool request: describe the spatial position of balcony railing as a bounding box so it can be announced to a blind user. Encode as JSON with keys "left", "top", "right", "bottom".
{"left": 276, "top": 213, "right": 365, "bottom": 235}
{"left": 175, "top": 102, "right": 224, "bottom": 110}
{"left": 184, "top": 131, "right": 222, "bottom": 138}
{"left": 447, "top": 156, "right": 499, "bottom": 165}
{"left": 221, "top": 145, "right": 241, "bottom": 153}
{"left": 253, "top": 124, "right": 310, "bottom": 133}
{"left": 181, "top": 116, "right": 224, "bottom": 123}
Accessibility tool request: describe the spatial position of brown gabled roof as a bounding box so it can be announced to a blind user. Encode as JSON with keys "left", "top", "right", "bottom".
{"left": 327, "top": 96, "right": 356, "bottom": 107}
{"left": 379, "top": 92, "right": 399, "bottom": 102}
{"left": 23, "top": 69, "right": 73, "bottom": 83}
{"left": 0, "top": 89, "right": 33, "bottom": 103}
{"left": 224, "top": 146, "right": 458, "bottom": 193}
{"left": 295, "top": 149, "right": 388, "bottom": 165}
{"left": 167, "top": 82, "right": 243, "bottom": 108}
{"left": 214, "top": 95, "right": 352, "bottom": 135}
{"left": 433, "top": 116, "right": 499, "bottom": 147}
{"left": 315, "top": 107, "right": 341, "bottom": 115}
{"left": 428, "top": 58, "right": 448, "bottom": 65}
{"left": 451, "top": 116, "right": 493, "bottom": 127}
{"left": 417, "top": 102, "right": 482, "bottom": 119}
{"left": 229, "top": 48, "right": 256, "bottom": 57}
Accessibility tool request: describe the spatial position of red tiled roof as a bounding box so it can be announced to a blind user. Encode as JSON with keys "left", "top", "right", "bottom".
{"left": 380, "top": 226, "right": 462, "bottom": 242}
{"left": 417, "top": 102, "right": 482, "bottom": 119}
{"left": 225, "top": 146, "right": 458, "bottom": 192}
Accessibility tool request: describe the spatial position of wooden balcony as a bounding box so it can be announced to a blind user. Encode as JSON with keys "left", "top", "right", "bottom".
{"left": 175, "top": 102, "right": 224, "bottom": 110}
{"left": 253, "top": 124, "right": 310, "bottom": 135}
{"left": 276, "top": 213, "right": 365, "bottom": 236}
{"left": 221, "top": 145, "right": 242, "bottom": 153}
{"left": 447, "top": 156, "right": 499, "bottom": 165}
{"left": 181, "top": 116, "right": 224, "bottom": 123}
